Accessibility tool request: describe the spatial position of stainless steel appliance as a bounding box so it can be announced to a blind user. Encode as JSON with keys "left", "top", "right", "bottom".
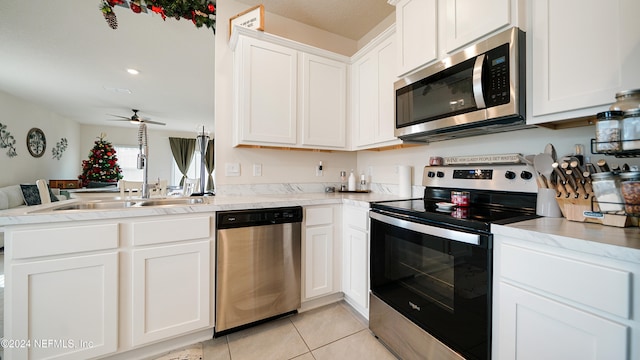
{"left": 369, "top": 160, "right": 538, "bottom": 360}
{"left": 395, "top": 27, "right": 528, "bottom": 143}
{"left": 215, "top": 206, "right": 302, "bottom": 335}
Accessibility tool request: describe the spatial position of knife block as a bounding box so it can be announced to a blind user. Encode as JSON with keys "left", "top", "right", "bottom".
{"left": 555, "top": 195, "right": 636, "bottom": 227}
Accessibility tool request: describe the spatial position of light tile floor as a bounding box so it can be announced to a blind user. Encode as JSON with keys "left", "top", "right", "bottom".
{"left": 191, "top": 302, "right": 397, "bottom": 360}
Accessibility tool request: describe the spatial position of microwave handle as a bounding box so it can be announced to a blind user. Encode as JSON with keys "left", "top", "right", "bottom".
{"left": 472, "top": 54, "right": 486, "bottom": 109}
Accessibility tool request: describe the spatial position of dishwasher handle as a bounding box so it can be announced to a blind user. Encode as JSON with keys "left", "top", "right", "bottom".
{"left": 217, "top": 206, "right": 303, "bottom": 229}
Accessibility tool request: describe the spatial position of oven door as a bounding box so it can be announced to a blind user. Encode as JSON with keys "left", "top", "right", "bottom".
{"left": 370, "top": 210, "right": 492, "bottom": 360}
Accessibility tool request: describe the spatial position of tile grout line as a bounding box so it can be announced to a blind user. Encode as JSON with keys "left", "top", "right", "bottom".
{"left": 288, "top": 317, "right": 316, "bottom": 359}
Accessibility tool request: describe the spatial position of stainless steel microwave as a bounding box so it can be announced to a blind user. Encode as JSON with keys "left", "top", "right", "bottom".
{"left": 395, "top": 27, "right": 529, "bottom": 143}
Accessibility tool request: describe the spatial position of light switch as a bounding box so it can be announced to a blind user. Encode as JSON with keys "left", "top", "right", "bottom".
{"left": 225, "top": 162, "right": 241, "bottom": 177}
{"left": 253, "top": 164, "right": 262, "bottom": 176}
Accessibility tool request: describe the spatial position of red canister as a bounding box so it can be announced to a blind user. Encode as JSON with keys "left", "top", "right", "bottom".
{"left": 451, "top": 191, "right": 470, "bottom": 207}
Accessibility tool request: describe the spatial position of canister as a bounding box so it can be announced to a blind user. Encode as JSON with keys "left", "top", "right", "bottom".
{"left": 595, "top": 111, "right": 623, "bottom": 151}
{"left": 610, "top": 89, "right": 640, "bottom": 112}
{"left": 451, "top": 191, "right": 470, "bottom": 207}
{"left": 591, "top": 172, "right": 624, "bottom": 212}
{"left": 622, "top": 108, "right": 640, "bottom": 150}
{"left": 619, "top": 171, "right": 640, "bottom": 214}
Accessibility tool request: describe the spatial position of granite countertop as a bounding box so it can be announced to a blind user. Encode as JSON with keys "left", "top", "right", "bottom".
{"left": 0, "top": 192, "right": 407, "bottom": 227}
{"left": 494, "top": 217, "right": 640, "bottom": 263}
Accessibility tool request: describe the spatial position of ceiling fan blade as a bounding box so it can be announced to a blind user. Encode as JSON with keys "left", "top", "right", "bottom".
{"left": 142, "top": 119, "right": 166, "bottom": 126}
{"left": 107, "top": 114, "right": 132, "bottom": 120}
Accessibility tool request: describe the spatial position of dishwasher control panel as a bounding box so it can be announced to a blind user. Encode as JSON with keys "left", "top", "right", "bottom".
{"left": 217, "top": 206, "right": 303, "bottom": 229}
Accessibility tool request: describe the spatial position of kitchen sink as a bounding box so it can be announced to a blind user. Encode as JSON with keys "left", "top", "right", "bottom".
{"left": 30, "top": 197, "right": 207, "bottom": 213}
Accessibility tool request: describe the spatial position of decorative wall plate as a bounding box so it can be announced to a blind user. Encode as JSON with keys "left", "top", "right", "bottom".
{"left": 27, "top": 127, "right": 46, "bottom": 158}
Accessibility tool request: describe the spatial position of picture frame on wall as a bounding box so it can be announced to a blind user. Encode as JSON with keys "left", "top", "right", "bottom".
{"left": 229, "top": 4, "right": 264, "bottom": 39}
{"left": 26, "top": 127, "right": 46, "bottom": 158}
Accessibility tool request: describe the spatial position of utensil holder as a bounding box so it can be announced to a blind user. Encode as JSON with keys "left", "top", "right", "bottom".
{"left": 555, "top": 195, "right": 636, "bottom": 227}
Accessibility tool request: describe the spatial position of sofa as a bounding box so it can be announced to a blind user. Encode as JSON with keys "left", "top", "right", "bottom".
{"left": 0, "top": 181, "right": 68, "bottom": 211}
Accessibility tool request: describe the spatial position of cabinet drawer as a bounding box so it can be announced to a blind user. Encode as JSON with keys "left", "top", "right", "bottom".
{"left": 501, "top": 243, "right": 631, "bottom": 319}
{"left": 9, "top": 223, "right": 119, "bottom": 259}
{"left": 344, "top": 206, "right": 369, "bottom": 231}
{"left": 305, "top": 206, "right": 334, "bottom": 226}
{"left": 132, "top": 216, "right": 210, "bottom": 246}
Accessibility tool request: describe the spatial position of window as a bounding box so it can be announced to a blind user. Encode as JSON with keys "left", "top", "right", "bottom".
{"left": 172, "top": 152, "right": 210, "bottom": 187}
{"left": 114, "top": 145, "right": 143, "bottom": 181}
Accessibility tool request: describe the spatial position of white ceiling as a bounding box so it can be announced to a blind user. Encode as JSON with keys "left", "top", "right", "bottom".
{"left": 0, "top": 1, "right": 393, "bottom": 133}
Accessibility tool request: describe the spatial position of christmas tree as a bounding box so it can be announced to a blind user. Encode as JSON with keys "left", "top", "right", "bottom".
{"left": 78, "top": 133, "right": 123, "bottom": 187}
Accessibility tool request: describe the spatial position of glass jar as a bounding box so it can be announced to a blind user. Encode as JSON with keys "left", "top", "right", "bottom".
{"left": 591, "top": 172, "right": 624, "bottom": 212}
{"left": 595, "top": 111, "right": 623, "bottom": 151}
{"left": 622, "top": 108, "right": 640, "bottom": 150}
{"left": 451, "top": 191, "right": 470, "bottom": 207}
{"left": 619, "top": 171, "right": 640, "bottom": 214}
{"left": 610, "top": 89, "right": 640, "bottom": 111}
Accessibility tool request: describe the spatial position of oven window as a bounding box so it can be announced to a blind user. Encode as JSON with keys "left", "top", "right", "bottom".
{"left": 371, "top": 217, "right": 491, "bottom": 360}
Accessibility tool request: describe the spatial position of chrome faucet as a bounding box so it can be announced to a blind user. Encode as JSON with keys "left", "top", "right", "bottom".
{"left": 137, "top": 123, "right": 154, "bottom": 199}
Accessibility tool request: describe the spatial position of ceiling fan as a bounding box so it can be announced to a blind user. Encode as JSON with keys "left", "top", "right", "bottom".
{"left": 107, "top": 109, "right": 166, "bottom": 126}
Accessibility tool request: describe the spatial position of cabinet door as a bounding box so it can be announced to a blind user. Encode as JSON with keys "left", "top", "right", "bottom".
{"left": 496, "top": 283, "right": 628, "bottom": 360}
{"left": 131, "top": 241, "right": 210, "bottom": 346}
{"left": 342, "top": 226, "right": 369, "bottom": 312}
{"left": 395, "top": 0, "right": 438, "bottom": 76}
{"left": 300, "top": 53, "right": 347, "bottom": 148}
{"left": 303, "top": 225, "right": 334, "bottom": 299}
{"left": 9, "top": 253, "right": 118, "bottom": 360}
{"left": 444, "top": 0, "right": 511, "bottom": 53}
{"left": 235, "top": 36, "right": 298, "bottom": 145}
{"left": 530, "top": 0, "right": 640, "bottom": 119}
{"left": 353, "top": 35, "right": 401, "bottom": 149}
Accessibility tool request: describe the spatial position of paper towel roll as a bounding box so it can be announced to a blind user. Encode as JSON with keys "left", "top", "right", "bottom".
{"left": 398, "top": 165, "right": 412, "bottom": 197}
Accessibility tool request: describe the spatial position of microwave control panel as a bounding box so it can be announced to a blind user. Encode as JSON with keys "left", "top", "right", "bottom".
{"left": 483, "top": 43, "right": 510, "bottom": 107}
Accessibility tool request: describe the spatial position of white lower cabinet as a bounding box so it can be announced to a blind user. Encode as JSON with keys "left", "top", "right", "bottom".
{"left": 493, "top": 234, "right": 637, "bottom": 360}
{"left": 302, "top": 205, "right": 341, "bottom": 300}
{"left": 341, "top": 205, "right": 370, "bottom": 318}
{"left": 131, "top": 241, "right": 211, "bottom": 346}
{"left": 3, "top": 215, "right": 214, "bottom": 359}
{"left": 125, "top": 215, "right": 212, "bottom": 347}
{"left": 5, "top": 222, "right": 120, "bottom": 360}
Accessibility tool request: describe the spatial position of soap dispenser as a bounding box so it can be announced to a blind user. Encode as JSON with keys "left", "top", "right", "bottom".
{"left": 348, "top": 169, "right": 356, "bottom": 191}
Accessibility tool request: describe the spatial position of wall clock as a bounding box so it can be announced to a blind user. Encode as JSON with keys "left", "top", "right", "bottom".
{"left": 27, "top": 127, "right": 46, "bottom": 158}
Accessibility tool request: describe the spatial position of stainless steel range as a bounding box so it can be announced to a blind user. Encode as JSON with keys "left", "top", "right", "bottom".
{"left": 369, "top": 157, "right": 538, "bottom": 360}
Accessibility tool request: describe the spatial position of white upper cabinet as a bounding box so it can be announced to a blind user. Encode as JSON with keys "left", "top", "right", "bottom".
{"left": 234, "top": 35, "right": 298, "bottom": 145}
{"left": 231, "top": 28, "right": 349, "bottom": 150}
{"left": 390, "top": 0, "right": 520, "bottom": 77}
{"left": 443, "top": 0, "right": 512, "bottom": 53}
{"left": 528, "top": 0, "right": 640, "bottom": 124}
{"left": 392, "top": 0, "right": 438, "bottom": 76}
{"left": 351, "top": 27, "right": 402, "bottom": 149}
{"left": 300, "top": 53, "right": 347, "bottom": 148}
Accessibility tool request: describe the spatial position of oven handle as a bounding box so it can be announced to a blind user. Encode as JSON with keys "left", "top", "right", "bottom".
{"left": 370, "top": 211, "right": 481, "bottom": 246}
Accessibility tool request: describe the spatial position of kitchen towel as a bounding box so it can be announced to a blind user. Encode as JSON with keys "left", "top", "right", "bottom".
{"left": 398, "top": 165, "right": 412, "bottom": 197}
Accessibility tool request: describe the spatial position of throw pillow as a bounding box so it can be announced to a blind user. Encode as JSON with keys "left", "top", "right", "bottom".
{"left": 48, "top": 187, "right": 60, "bottom": 202}
{"left": 20, "top": 184, "right": 41, "bottom": 206}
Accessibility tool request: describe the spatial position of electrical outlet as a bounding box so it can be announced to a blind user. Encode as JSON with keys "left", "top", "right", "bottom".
{"left": 253, "top": 164, "right": 262, "bottom": 176}
{"left": 316, "top": 161, "right": 323, "bottom": 176}
{"left": 225, "top": 163, "right": 241, "bottom": 177}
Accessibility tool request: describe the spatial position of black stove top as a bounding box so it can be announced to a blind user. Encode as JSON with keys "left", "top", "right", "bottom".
{"left": 371, "top": 187, "right": 538, "bottom": 233}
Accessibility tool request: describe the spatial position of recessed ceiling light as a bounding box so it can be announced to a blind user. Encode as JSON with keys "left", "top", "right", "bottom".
{"left": 127, "top": 68, "right": 140, "bottom": 75}
{"left": 103, "top": 86, "right": 132, "bottom": 94}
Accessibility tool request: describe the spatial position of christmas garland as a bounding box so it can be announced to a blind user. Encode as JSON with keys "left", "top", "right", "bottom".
{"left": 101, "top": 0, "right": 216, "bottom": 32}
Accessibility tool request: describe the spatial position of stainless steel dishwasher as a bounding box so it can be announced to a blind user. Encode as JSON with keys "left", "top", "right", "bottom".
{"left": 215, "top": 206, "right": 302, "bottom": 335}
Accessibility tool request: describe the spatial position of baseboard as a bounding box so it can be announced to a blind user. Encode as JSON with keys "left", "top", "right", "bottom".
{"left": 299, "top": 292, "right": 344, "bottom": 313}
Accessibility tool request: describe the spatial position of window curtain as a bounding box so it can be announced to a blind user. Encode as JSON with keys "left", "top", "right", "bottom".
{"left": 169, "top": 137, "right": 196, "bottom": 186}
{"left": 204, "top": 139, "right": 215, "bottom": 191}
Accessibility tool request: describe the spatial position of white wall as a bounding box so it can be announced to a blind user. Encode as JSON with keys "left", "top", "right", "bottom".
{"left": 0, "top": 90, "right": 81, "bottom": 187}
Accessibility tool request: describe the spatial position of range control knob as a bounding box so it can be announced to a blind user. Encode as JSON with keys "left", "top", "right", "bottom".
{"left": 427, "top": 171, "right": 436, "bottom": 178}
{"left": 520, "top": 171, "right": 533, "bottom": 180}
{"left": 436, "top": 171, "right": 445, "bottom": 178}
{"left": 505, "top": 170, "right": 517, "bottom": 180}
